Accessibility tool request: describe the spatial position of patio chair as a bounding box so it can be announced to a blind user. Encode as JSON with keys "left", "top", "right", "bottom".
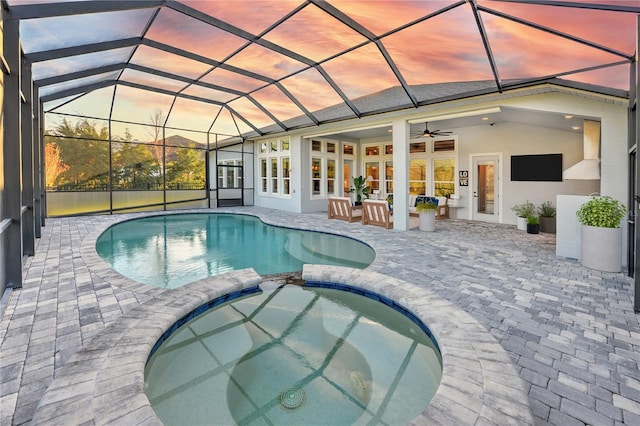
{"left": 328, "top": 197, "right": 362, "bottom": 223}
{"left": 362, "top": 199, "right": 393, "bottom": 229}
{"left": 435, "top": 197, "right": 449, "bottom": 220}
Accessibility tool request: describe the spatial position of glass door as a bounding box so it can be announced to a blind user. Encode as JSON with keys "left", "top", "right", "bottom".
{"left": 472, "top": 155, "right": 499, "bottom": 222}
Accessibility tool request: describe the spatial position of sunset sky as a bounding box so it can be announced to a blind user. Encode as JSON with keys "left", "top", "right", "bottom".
{"left": 14, "top": 0, "right": 637, "bottom": 141}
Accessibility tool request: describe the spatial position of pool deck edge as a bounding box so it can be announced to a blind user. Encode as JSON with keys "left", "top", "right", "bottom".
{"left": 31, "top": 264, "right": 534, "bottom": 425}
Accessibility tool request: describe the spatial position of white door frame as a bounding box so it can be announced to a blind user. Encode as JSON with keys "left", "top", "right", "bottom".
{"left": 468, "top": 153, "right": 503, "bottom": 223}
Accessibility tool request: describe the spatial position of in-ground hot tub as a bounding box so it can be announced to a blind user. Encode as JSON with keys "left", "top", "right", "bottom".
{"left": 144, "top": 283, "right": 442, "bottom": 425}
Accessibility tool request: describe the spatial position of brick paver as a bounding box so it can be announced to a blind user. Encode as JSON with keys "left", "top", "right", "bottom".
{"left": 1, "top": 207, "right": 639, "bottom": 425}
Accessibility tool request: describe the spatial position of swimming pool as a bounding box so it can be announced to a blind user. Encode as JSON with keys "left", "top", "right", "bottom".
{"left": 96, "top": 213, "right": 375, "bottom": 288}
{"left": 144, "top": 283, "right": 442, "bottom": 425}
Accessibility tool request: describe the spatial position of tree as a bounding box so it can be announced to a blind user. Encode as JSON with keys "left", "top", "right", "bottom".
{"left": 166, "top": 145, "right": 205, "bottom": 189}
{"left": 147, "top": 108, "right": 165, "bottom": 174}
{"left": 112, "top": 143, "right": 160, "bottom": 189}
{"left": 44, "top": 142, "right": 69, "bottom": 188}
{"left": 45, "top": 118, "right": 110, "bottom": 189}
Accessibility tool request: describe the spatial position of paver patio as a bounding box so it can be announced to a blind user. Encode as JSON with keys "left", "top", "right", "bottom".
{"left": 1, "top": 207, "right": 639, "bottom": 425}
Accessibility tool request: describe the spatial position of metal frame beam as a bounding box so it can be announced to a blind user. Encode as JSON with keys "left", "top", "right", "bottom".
{"left": 33, "top": 87, "right": 44, "bottom": 235}
{"left": 26, "top": 37, "right": 141, "bottom": 63}
{"left": 21, "top": 56, "right": 35, "bottom": 256}
{"left": 11, "top": 0, "right": 164, "bottom": 20}
{"left": 2, "top": 16, "right": 23, "bottom": 289}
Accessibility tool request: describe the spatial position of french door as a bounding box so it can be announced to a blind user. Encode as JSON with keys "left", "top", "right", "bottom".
{"left": 471, "top": 155, "right": 500, "bottom": 222}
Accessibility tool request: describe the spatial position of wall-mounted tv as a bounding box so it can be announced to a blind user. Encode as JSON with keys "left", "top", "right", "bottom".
{"left": 511, "top": 154, "right": 563, "bottom": 182}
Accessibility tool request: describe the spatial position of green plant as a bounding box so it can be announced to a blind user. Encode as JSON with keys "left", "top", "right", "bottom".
{"left": 349, "top": 176, "right": 370, "bottom": 204}
{"left": 416, "top": 199, "right": 438, "bottom": 213}
{"left": 526, "top": 215, "right": 539, "bottom": 225}
{"left": 538, "top": 201, "right": 556, "bottom": 217}
{"left": 511, "top": 201, "right": 536, "bottom": 218}
{"left": 576, "top": 196, "right": 626, "bottom": 228}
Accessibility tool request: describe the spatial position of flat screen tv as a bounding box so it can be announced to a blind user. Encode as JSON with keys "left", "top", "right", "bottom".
{"left": 511, "top": 154, "right": 562, "bottom": 182}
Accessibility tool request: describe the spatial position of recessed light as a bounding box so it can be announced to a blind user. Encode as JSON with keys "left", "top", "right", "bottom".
{"left": 572, "top": 126, "right": 581, "bottom": 130}
{"left": 482, "top": 117, "right": 489, "bottom": 121}
{"left": 565, "top": 115, "right": 573, "bottom": 119}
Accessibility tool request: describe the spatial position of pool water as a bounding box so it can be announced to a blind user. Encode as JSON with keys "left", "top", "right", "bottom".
{"left": 96, "top": 213, "right": 375, "bottom": 288}
{"left": 144, "top": 284, "right": 442, "bottom": 425}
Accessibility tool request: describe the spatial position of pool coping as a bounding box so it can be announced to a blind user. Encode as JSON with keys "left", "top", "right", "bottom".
{"left": 31, "top": 262, "right": 534, "bottom": 425}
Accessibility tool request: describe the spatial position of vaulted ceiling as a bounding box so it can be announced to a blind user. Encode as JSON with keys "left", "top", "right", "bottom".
{"left": 9, "top": 0, "right": 639, "bottom": 140}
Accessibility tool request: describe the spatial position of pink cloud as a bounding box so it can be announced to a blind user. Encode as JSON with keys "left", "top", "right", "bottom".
{"left": 482, "top": 13, "right": 626, "bottom": 81}
{"left": 321, "top": 43, "right": 402, "bottom": 99}
{"left": 200, "top": 67, "right": 267, "bottom": 94}
{"left": 478, "top": 1, "right": 636, "bottom": 55}
{"left": 225, "top": 43, "right": 308, "bottom": 80}
{"left": 279, "top": 67, "right": 348, "bottom": 113}
{"left": 381, "top": 6, "right": 495, "bottom": 84}
{"left": 146, "top": 7, "right": 247, "bottom": 62}
{"left": 250, "top": 85, "right": 305, "bottom": 122}
{"left": 330, "top": 0, "right": 457, "bottom": 36}
{"left": 263, "top": 4, "right": 368, "bottom": 63}
{"left": 131, "top": 45, "right": 212, "bottom": 79}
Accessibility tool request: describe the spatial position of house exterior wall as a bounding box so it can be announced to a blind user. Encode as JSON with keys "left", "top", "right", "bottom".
{"left": 252, "top": 86, "right": 629, "bottom": 235}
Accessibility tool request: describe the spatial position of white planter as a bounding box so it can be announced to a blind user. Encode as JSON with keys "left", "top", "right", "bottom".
{"left": 516, "top": 216, "right": 527, "bottom": 231}
{"left": 580, "top": 224, "right": 622, "bottom": 272}
{"left": 419, "top": 211, "right": 436, "bottom": 232}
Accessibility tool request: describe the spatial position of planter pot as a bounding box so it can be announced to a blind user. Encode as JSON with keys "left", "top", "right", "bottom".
{"left": 527, "top": 223, "right": 539, "bottom": 234}
{"left": 581, "top": 224, "right": 622, "bottom": 272}
{"left": 516, "top": 216, "right": 527, "bottom": 231}
{"left": 419, "top": 211, "right": 436, "bottom": 232}
{"left": 539, "top": 216, "right": 556, "bottom": 233}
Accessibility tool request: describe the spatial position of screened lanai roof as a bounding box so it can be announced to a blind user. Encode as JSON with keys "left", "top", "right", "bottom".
{"left": 9, "top": 0, "right": 639, "bottom": 140}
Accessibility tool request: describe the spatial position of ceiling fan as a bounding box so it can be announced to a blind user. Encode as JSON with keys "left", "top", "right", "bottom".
{"left": 412, "top": 122, "right": 452, "bottom": 138}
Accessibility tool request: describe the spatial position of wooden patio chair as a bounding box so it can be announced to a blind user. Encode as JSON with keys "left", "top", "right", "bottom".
{"left": 328, "top": 197, "right": 362, "bottom": 223}
{"left": 362, "top": 199, "right": 393, "bottom": 229}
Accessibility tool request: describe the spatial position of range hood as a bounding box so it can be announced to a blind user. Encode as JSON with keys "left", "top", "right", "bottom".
{"left": 563, "top": 119, "right": 601, "bottom": 180}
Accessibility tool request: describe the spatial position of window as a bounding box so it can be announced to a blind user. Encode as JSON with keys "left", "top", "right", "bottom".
{"left": 433, "top": 139, "right": 455, "bottom": 152}
{"left": 343, "top": 144, "right": 354, "bottom": 155}
{"left": 282, "top": 157, "right": 290, "bottom": 195}
{"left": 217, "top": 159, "right": 242, "bottom": 189}
{"left": 311, "top": 157, "right": 322, "bottom": 195}
{"left": 258, "top": 138, "right": 290, "bottom": 197}
{"left": 365, "top": 162, "right": 379, "bottom": 191}
{"left": 365, "top": 145, "right": 380, "bottom": 156}
{"left": 270, "top": 158, "right": 278, "bottom": 193}
{"left": 385, "top": 144, "right": 393, "bottom": 155}
{"left": 260, "top": 159, "right": 267, "bottom": 192}
{"left": 409, "top": 159, "right": 426, "bottom": 195}
{"left": 433, "top": 158, "right": 455, "bottom": 196}
{"left": 310, "top": 138, "right": 340, "bottom": 198}
{"left": 327, "top": 159, "right": 336, "bottom": 195}
{"left": 385, "top": 161, "right": 393, "bottom": 194}
{"left": 410, "top": 142, "right": 426, "bottom": 153}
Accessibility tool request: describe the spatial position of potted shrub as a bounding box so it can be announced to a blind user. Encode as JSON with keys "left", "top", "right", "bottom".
{"left": 576, "top": 195, "right": 626, "bottom": 272}
{"left": 349, "top": 176, "right": 370, "bottom": 206}
{"left": 511, "top": 201, "right": 536, "bottom": 231}
{"left": 416, "top": 198, "right": 438, "bottom": 232}
{"left": 538, "top": 201, "right": 556, "bottom": 233}
{"left": 526, "top": 215, "right": 539, "bottom": 234}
